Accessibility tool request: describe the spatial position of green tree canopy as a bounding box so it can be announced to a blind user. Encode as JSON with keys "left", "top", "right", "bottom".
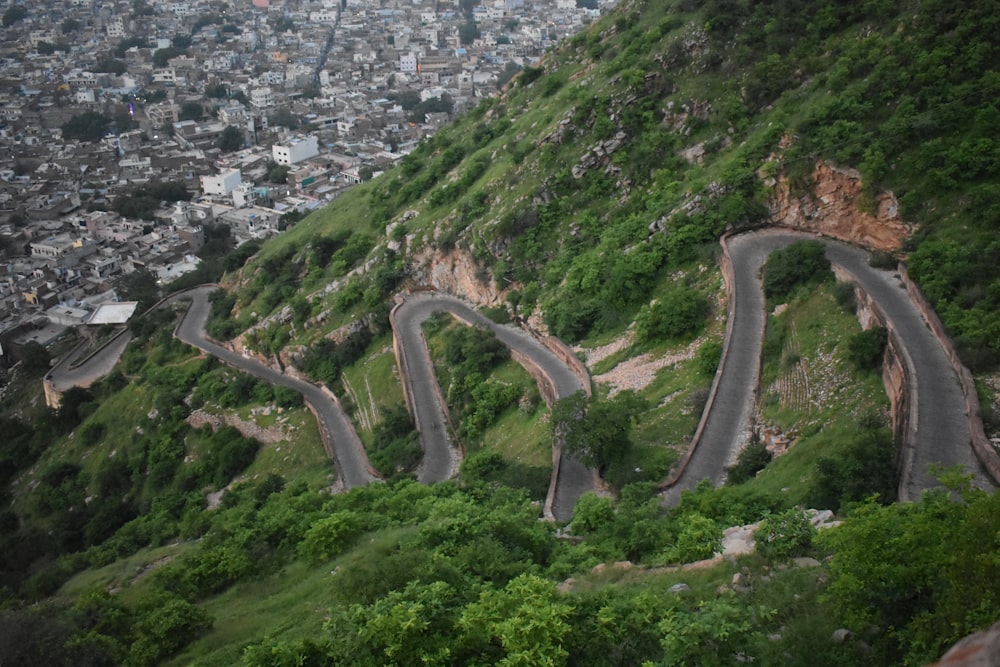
{"left": 552, "top": 390, "right": 646, "bottom": 471}
{"left": 61, "top": 112, "right": 112, "bottom": 142}
{"left": 2, "top": 6, "right": 27, "bottom": 26}
{"left": 217, "top": 125, "right": 243, "bottom": 152}
{"left": 763, "top": 241, "right": 833, "bottom": 302}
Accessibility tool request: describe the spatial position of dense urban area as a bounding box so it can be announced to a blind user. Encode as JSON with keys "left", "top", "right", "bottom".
{"left": 0, "top": 0, "right": 609, "bottom": 356}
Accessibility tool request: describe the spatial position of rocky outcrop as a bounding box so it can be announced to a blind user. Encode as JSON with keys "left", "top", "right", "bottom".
{"left": 931, "top": 620, "right": 1000, "bottom": 667}
{"left": 413, "top": 246, "right": 502, "bottom": 306}
{"left": 766, "top": 162, "right": 913, "bottom": 253}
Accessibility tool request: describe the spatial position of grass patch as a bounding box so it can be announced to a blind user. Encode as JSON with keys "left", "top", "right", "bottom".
{"left": 741, "top": 284, "right": 891, "bottom": 503}
{"left": 339, "top": 334, "right": 405, "bottom": 451}
{"left": 59, "top": 542, "right": 190, "bottom": 604}
{"left": 240, "top": 408, "right": 332, "bottom": 488}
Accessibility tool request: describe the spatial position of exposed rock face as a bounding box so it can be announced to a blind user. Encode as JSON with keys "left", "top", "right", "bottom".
{"left": 931, "top": 620, "right": 1000, "bottom": 667}
{"left": 767, "top": 162, "right": 913, "bottom": 253}
{"left": 413, "top": 246, "right": 502, "bottom": 306}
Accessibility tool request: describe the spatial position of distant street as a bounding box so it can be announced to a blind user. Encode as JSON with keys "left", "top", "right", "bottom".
{"left": 662, "top": 230, "right": 993, "bottom": 505}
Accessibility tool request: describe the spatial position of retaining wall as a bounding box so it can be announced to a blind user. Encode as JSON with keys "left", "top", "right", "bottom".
{"left": 835, "top": 264, "right": 917, "bottom": 499}
{"left": 896, "top": 266, "right": 1000, "bottom": 484}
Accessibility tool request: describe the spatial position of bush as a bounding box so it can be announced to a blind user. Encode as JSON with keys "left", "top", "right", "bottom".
{"left": 726, "top": 441, "right": 772, "bottom": 485}
{"left": 696, "top": 340, "right": 723, "bottom": 377}
{"left": 868, "top": 249, "right": 898, "bottom": 270}
{"left": 809, "top": 420, "right": 897, "bottom": 511}
{"left": 129, "top": 590, "right": 212, "bottom": 666}
{"left": 370, "top": 405, "right": 422, "bottom": 477}
{"left": 664, "top": 513, "right": 720, "bottom": 563}
{"left": 298, "top": 511, "right": 363, "bottom": 564}
{"left": 754, "top": 508, "right": 816, "bottom": 560}
{"left": 845, "top": 326, "right": 888, "bottom": 372}
{"left": 832, "top": 281, "right": 857, "bottom": 312}
{"left": 636, "top": 287, "right": 708, "bottom": 343}
{"left": 763, "top": 241, "right": 833, "bottom": 302}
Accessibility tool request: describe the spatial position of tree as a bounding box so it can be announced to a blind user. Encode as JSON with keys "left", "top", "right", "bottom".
{"left": 636, "top": 287, "right": 709, "bottom": 343}
{"left": 459, "top": 19, "right": 481, "bottom": 45}
{"left": 266, "top": 162, "right": 290, "bottom": 184}
{"left": 658, "top": 593, "right": 773, "bottom": 667}
{"left": 845, "top": 326, "right": 888, "bottom": 372}
{"left": 61, "top": 18, "right": 81, "bottom": 34}
{"left": 61, "top": 112, "right": 112, "bottom": 143}
{"left": 2, "top": 6, "right": 27, "bottom": 27}
{"left": 205, "top": 83, "right": 228, "bottom": 99}
{"left": 19, "top": 341, "right": 50, "bottom": 374}
{"left": 762, "top": 241, "right": 832, "bottom": 301}
{"left": 726, "top": 441, "right": 772, "bottom": 484}
{"left": 116, "top": 268, "right": 160, "bottom": 312}
{"left": 552, "top": 390, "right": 645, "bottom": 471}
{"left": 129, "top": 590, "right": 212, "bottom": 666}
{"left": 178, "top": 102, "right": 203, "bottom": 121}
{"left": 459, "top": 573, "right": 572, "bottom": 665}
{"left": 217, "top": 125, "right": 243, "bottom": 152}
{"left": 268, "top": 108, "right": 299, "bottom": 129}
{"left": 152, "top": 46, "right": 185, "bottom": 68}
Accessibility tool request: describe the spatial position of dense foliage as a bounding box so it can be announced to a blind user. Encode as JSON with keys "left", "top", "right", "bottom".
{"left": 762, "top": 241, "right": 833, "bottom": 302}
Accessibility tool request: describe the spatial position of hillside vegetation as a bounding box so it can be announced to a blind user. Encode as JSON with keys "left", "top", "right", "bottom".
{"left": 2, "top": 0, "right": 1000, "bottom": 665}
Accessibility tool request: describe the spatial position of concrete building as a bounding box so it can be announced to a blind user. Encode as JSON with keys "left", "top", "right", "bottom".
{"left": 272, "top": 135, "right": 319, "bottom": 166}
{"left": 201, "top": 169, "right": 243, "bottom": 196}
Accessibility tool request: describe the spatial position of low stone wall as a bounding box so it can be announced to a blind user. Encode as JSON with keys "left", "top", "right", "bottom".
{"left": 543, "top": 442, "right": 563, "bottom": 521}
{"left": 509, "top": 348, "right": 558, "bottom": 407}
{"left": 524, "top": 327, "right": 592, "bottom": 398}
{"left": 896, "top": 266, "right": 1000, "bottom": 484}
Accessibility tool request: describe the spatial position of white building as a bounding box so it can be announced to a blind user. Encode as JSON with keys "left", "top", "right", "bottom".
{"left": 201, "top": 169, "right": 243, "bottom": 196}
{"left": 399, "top": 52, "right": 418, "bottom": 73}
{"left": 272, "top": 135, "right": 319, "bottom": 166}
{"left": 250, "top": 87, "right": 275, "bottom": 109}
{"left": 107, "top": 17, "right": 125, "bottom": 39}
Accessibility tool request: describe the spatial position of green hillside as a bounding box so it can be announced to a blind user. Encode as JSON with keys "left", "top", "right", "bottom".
{"left": 2, "top": 0, "right": 1000, "bottom": 664}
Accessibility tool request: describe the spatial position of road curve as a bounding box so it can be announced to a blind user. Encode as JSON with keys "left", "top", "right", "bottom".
{"left": 662, "top": 229, "right": 992, "bottom": 505}
{"left": 391, "top": 292, "right": 592, "bottom": 520}
{"left": 175, "top": 286, "right": 377, "bottom": 490}
{"left": 48, "top": 328, "right": 134, "bottom": 392}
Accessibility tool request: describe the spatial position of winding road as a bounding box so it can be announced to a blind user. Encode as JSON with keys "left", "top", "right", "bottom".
{"left": 391, "top": 293, "right": 593, "bottom": 520}
{"left": 174, "top": 286, "right": 377, "bottom": 490}
{"left": 47, "top": 328, "right": 134, "bottom": 393}
{"left": 661, "top": 229, "right": 994, "bottom": 504}
{"left": 50, "top": 229, "right": 995, "bottom": 515}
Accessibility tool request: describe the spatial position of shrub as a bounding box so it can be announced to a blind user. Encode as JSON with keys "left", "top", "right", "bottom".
{"left": 726, "top": 441, "right": 772, "bottom": 485}
{"left": 754, "top": 508, "right": 816, "bottom": 560}
{"left": 762, "top": 241, "right": 833, "bottom": 301}
{"left": 696, "top": 340, "right": 723, "bottom": 377}
{"left": 635, "top": 287, "right": 708, "bottom": 343}
{"left": 664, "top": 513, "right": 720, "bottom": 563}
{"left": 298, "top": 511, "right": 363, "bottom": 564}
{"left": 868, "top": 249, "right": 898, "bottom": 270}
{"left": 845, "top": 326, "right": 888, "bottom": 372}
{"left": 832, "top": 281, "right": 857, "bottom": 312}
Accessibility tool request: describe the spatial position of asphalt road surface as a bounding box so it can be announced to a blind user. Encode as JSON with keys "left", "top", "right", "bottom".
{"left": 48, "top": 329, "right": 133, "bottom": 391}
{"left": 662, "top": 229, "right": 992, "bottom": 505}
{"left": 174, "top": 286, "right": 377, "bottom": 491}
{"left": 392, "top": 293, "right": 592, "bottom": 520}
